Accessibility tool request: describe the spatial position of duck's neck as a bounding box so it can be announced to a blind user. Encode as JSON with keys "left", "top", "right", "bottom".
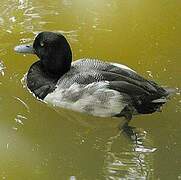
{"left": 40, "top": 55, "right": 72, "bottom": 78}
{"left": 41, "top": 59, "right": 70, "bottom": 78}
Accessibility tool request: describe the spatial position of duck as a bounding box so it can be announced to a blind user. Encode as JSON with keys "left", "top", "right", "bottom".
{"left": 14, "top": 31, "right": 172, "bottom": 120}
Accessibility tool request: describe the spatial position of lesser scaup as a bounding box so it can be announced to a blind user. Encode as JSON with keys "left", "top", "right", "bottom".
{"left": 14, "top": 31, "right": 172, "bottom": 120}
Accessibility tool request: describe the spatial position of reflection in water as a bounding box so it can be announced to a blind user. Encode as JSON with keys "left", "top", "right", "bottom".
{"left": 103, "top": 127, "right": 156, "bottom": 179}
{"left": 0, "top": 61, "right": 5, "bottom": 76}
{"left": 0, "top": 0, "right": 55, "bottom": 35}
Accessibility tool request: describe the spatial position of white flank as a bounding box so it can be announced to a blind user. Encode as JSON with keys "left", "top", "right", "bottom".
{"left": 44, "top": 82, "right": 127, "bottom": 117}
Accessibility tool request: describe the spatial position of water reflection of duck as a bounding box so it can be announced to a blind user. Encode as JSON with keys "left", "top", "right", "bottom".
{"left": 104, "top": 126, "right": 156, "bottom": 179}
{"left": 14, "top": 31, "right": 172, "bottom": 120}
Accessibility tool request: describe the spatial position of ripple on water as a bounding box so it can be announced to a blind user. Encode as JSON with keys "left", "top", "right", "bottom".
{"left": 103, "top": 127, "right": 156, "bottom": 179}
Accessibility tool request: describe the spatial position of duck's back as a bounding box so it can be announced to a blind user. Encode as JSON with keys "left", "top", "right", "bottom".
{"left": 57, "top": 58, "right": 147, "bottom": 86}
{"left": 45, "top": 59, "right": 170, "bottom": 118}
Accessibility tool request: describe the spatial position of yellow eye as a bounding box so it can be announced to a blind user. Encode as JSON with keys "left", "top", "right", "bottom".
{"left": 40, "top": 42, "right": 44, "bottom": 47}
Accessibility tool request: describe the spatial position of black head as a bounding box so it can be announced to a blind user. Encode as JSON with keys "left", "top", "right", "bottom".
{"left": 33, "top": 32, "right": 72, "bottom": 76}
{"left": 15, "top": 31, "right": 72, "bottom": 77}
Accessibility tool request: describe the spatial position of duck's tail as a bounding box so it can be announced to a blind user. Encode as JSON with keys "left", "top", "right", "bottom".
{"left": 152, "top": 87, "right": 176, "bottom": 103}
{"left": 135, "top": 87, "right": 175, "bottom": 114}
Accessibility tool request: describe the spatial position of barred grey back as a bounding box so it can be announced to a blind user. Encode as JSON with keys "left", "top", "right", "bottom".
{"left": 56, "top": 58, "right": 111, "bottom": 88}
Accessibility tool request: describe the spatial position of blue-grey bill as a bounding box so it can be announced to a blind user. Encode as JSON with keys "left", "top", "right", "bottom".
{"left": 14, "top": 45, "right": 35, "bottom": 54}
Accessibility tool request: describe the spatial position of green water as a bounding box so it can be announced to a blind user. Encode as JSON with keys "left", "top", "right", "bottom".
{"left": 0, "top": 0, "right": 181, "bottom": 179}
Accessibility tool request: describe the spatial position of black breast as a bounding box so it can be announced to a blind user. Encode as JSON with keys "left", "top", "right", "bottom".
{"left": 27, "top": 61, "right": 59, "bottom": 99}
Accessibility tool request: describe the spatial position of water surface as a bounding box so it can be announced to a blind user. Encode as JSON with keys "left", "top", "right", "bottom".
{"left": 0, "top": 0, "right": 181, "bottom": 179}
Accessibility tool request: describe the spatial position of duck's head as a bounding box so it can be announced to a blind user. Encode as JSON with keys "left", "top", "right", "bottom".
{"left": 15, "top": 32, "right": 72, "bottom": 76}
